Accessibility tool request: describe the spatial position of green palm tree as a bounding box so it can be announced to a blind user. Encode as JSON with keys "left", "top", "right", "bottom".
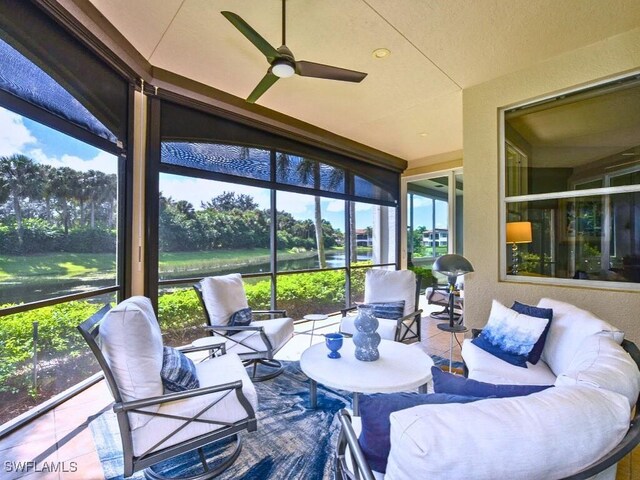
{"left": 0, "top": 154, "right": 43, "bottom": 247}
{"left": 47, "top": 167, "right": 80, "bottom": 234}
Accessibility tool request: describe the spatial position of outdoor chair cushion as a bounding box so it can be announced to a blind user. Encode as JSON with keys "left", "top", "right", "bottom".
{"left": 195, "top": 317, "right": 294, "bottom": 356}
{"left": 385, "top": 386, "right": 630, "bottom": 480}
{"left": 555, "top": 333, "right": 640, "bottom": 408}
{"left": 100, "top": 296, "right": 164, "bottom": 429}
{"left": 364, "top": 269, "right": 416, "bottom": 316}
{"left": 201, "top": 273, "right": 249, "bottom": 327}
{"left": 537, "top": 298, "right": 624, "bottom": 375}
{"left": 461, "top": 339, "right": 557, "bottom": 385}
{"left": 131, "top": 352, "right": 258, "bottom": 457}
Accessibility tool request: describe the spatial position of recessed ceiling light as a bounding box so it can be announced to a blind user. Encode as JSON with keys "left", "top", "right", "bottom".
{"left": 372, "top": 48, "right": 390, "bottom": 59}
{"left": 419, "top": 132, "right": 428, "bottom": 137}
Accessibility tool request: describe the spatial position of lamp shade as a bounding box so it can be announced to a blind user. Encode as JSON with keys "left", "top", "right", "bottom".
{"left": 433, "top": 254, "right": 474, "bottom": 286}
{"left": 506, "top": 221, "right": 532, "bottom": 244}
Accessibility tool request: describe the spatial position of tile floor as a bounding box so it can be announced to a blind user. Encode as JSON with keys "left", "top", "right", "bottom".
{"left": 0, "top": 300, "right": 477, "bottom": 480}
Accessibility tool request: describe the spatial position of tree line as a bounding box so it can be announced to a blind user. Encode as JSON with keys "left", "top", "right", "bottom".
{"left": 160, "top": 191, "right": 343, "bottom": 253}
{"left": 0, "top": 154, "right": 117, "bottom": 254}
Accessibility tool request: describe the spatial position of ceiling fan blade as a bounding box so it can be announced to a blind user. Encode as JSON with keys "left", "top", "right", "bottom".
{"left": 296, "top": 61, "right": 367, "bottom": 83}
{"left": 221, "top": 11, "right": 280, "bottom": 63}
{"left": 247, "top": 71, "right": 279, "bottom": 103}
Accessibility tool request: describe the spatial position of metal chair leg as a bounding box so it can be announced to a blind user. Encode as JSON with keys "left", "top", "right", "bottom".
{"left": 143, "top": 435, "right": 242, "bottom": 480}
{"left": 243, "top": 358, "right": 285, "bottom": 382}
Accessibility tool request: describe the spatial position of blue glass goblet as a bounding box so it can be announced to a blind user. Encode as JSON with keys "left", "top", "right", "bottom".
{"left": 325, "top": 333, "right": 344, "bottom": 359}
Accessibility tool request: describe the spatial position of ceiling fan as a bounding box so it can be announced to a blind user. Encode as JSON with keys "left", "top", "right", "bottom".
{"left": 221, "top": 0, "right": 368, "bottom": 103}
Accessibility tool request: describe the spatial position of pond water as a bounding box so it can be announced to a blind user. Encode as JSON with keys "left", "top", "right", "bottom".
{"left": 1, "top": 250, "right": 374, "bottom": 306}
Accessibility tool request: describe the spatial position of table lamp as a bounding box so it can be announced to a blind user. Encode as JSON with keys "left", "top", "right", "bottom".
{"left": 432, "top": 254, "right": 474, "bottom": 330}
{"left": 506, "top": 221, "right": 532, "bottom": 275}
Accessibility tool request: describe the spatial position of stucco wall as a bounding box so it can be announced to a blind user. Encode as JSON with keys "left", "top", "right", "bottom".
{"left": 463, "top": 27, "right": 640, "bottom": 342}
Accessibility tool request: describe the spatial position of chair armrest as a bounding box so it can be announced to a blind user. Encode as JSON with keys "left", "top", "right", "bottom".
{"left": 341, "top": 305, "right": 357, "bottom": 317}
{"left": 398, "top": 309, "right": 423, "bottom": 323}
{"left": 205, "top": 325, "right": 264, "bottom": 333}
{"left": 252, "top": 309, "right": 287, "bottom": 318}
{"left": 114, "top": 380, "right": 244, "bottom": 412}
{"left": 178, "top": 344, "right": 224, "bottom": 355}
{"left": 335, "top": 409, "right": 376, "bottom": 480}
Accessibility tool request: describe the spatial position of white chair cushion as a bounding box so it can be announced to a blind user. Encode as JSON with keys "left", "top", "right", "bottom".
{"left": 461, "top": 339, "right": 557, "bottom": 386}
{"left": 201, "top": 274, "right": 249, "bottom": 327}
{"left": 340, "top": 316, "right": 397, "bottom": 341}
{"left": 221, "top": 317, "right": 294, "bottom": 356}
{"left": 100, "top": 296, "right": 164, "bottom": 429}
{"left": 131, "top": 352, "right": 257, "bottom": 457}
{"left": 556, "top": 333, "right": 640, "bottom": 408}
{"left": 364, "top": 269, "right": 416, "bottom": 316}
{"left": 385, "top": 386, "right": 630, "bottom": 480}
{"left": 537, "top": 298, "right": 624, "bottom": 375}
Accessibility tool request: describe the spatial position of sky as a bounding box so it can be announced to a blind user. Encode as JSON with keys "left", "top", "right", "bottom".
{"left": 0, "top": 106, "right": 383, "bottom": 230}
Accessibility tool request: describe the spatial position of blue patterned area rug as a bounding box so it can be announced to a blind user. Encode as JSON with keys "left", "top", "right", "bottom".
{"left": 91, "top": 356, "right": 461, "bottom": 480}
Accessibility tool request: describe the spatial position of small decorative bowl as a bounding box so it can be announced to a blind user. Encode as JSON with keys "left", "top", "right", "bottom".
{"left": 325, "top": 333, "right": 344, "bottom": 359}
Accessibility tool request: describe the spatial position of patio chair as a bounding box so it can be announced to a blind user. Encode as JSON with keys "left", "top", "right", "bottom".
{"left": 339, "top": 269, "right": 423, "bottom": 343}
{"left": 77, "top": 296, "right": 257, "bottom": 480}
{"left": 425, "top": 275, "right": 464, "bottom": 321}
{"left": 193, "top": 273, "right": 295, "bottom": 382}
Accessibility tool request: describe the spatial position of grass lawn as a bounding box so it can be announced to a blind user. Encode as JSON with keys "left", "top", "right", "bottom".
{"left": 0, "top": 252, "right": 116, "bottom": 281}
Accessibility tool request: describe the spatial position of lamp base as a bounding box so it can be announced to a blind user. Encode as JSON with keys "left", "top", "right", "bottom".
{"left": 437, "top": 323, "right": 468, "bottom": 334}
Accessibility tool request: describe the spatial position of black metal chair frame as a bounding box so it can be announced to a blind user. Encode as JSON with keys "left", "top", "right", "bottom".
{"left": 78, "top": 304, "right": 257, "bottom": 480}
{"left": 340, "top": 276, "right": 423, "bottom": 343}
{"left": 427, "top": 284, "right": 463, "bottom": 321}
{"left": 334, "top": 339, "right": 640, "bottom": 480}
{"left": 194, "top": 282, "right": 288, "bottom": 382}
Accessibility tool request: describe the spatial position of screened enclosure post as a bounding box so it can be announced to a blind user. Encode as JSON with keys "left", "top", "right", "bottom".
{"left": 32, "top": 321, "right": 38, "bottom": 394}
{"left": 345, "top": 200, "right": 352, "bottom": 308}
{"left": 145, "top": 95, "right": 161, "bottom": 311}
{"left": 270, "top": 188, "right": 277, "bottom": 310}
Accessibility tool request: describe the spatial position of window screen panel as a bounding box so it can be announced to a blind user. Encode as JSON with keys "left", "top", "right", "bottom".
{"left": 275, "top": 152, "right": 345, "bottom": 193}
{"left": 161, "top": 142, "right": 271, "bottom": 181}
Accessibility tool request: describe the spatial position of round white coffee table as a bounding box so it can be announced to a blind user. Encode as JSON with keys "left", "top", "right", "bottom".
{"left": 300, "top": 338, "right": 434, "bottom": 415}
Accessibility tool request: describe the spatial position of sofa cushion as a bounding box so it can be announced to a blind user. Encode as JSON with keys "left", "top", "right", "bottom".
{"left": 471, "top": 300, "right": 549, "bottom": 368}
{"left": 358, "top": 392, "right": 481, "bottom": 473}
{"left": 432, "top": 366, "right": 552, "bottom": 398}
{"left": 462, "top": 339, "right": 557, "bottom": 386}
{"left": 201, "top": 274, "right": 249, "bottom": 327}
{"left": 364, "top": 269, "right": 416, "bottom": 316}
{"left": 131, "top": 352, "right": 257, "bottom": 457}
{"left": 100, "top": 296, "right": 164, "bottom": 429}
{"left": 556, "top": 334, "right": 640, "bottom": 408}
{"left": 537, "top": 298, "right": 623, "bottom": 375}
{"left": 511, "top": 301, "right": 553, "bottom": 364}
{"left": 385, "top": 386, "right": 630, "bottom": 480}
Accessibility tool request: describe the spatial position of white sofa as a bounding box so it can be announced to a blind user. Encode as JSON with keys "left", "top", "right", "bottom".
{"left": 336, "top": 298, "right": 640, "bottom": 480}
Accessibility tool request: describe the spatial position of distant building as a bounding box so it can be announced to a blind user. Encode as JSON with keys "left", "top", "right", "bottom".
{"left": 423, "top": 229, "right": 448, "bottom": 247}
{"left": 355, "top": 228, "right": 372, "bottom": 247}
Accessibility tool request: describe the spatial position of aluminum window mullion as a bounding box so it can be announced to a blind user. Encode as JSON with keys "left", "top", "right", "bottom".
{"left": 505, "top": 184, "right": 640, "bottom": 203}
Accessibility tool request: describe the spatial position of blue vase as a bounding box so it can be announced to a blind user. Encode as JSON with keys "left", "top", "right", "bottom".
{"left": 325, "top": 333, "right": 344, "bottom": 359}
{"left": 353, "top": 305, "right": 380, "bottom": 361}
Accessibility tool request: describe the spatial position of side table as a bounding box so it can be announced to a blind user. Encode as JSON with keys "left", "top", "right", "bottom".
{"left": 436, "top": 323, "right": 468, "bottom": 373}
{"left": 303, "top": 314, "right": 328, "bottom": 346}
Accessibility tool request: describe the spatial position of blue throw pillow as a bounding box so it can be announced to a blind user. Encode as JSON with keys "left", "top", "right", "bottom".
{"left": 431, "top": 366, "right": 552, "bottom": 398}
{"left": 358, "top": 392, "right": 481, "bottom": 473}
{"left": 160, "top": 346, "right": 200, "bottom": 392}
{"left": 228, "top": 307, "right": 252, "bottom": 335}
{"left": 368, "top": 301, "right": 405, "bottom": 320}
{"left": 471, "top": 300, "right": 550, "bottom": 368}
{"left": 511, "top": 301, "right": 553, "bottom": 365}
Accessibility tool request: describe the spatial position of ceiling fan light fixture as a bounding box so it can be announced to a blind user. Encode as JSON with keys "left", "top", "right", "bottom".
{"left": 272, "top": 59, "right": 295, "bottom": 78}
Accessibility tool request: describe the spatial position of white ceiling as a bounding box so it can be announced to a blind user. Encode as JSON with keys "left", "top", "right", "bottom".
{"left": 88, "top": 0, "right": 640, "bottom": 163}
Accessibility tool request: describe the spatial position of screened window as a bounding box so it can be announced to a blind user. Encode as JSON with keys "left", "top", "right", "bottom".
{"left": 502, "top": 75, "right": 640, "bottom": 286}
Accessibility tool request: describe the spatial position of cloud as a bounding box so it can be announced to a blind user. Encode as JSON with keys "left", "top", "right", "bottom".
{"left": 326, "top": 199, "right": 345, "bottom": 212}
{"left": 0, "top": 109, "right": 36, "bottom": 156}
{"left": 160, "top": 174, "right": 272, "bottom": 210}
{"left": 28, "top": 148, "right": 118, "bottom": 174}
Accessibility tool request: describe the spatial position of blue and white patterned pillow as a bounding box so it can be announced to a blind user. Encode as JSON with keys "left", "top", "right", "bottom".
{"left": 229, "top": 307, "right": 252, "bottom": 327}
{"left": 368, "top": 301, "right": 405, "bottom": 320}
{"left": 160, "top": 346, "right": 200, "bottom": 392}
{"left": 472, "top": 300, "right": 550, "bottom": 368}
